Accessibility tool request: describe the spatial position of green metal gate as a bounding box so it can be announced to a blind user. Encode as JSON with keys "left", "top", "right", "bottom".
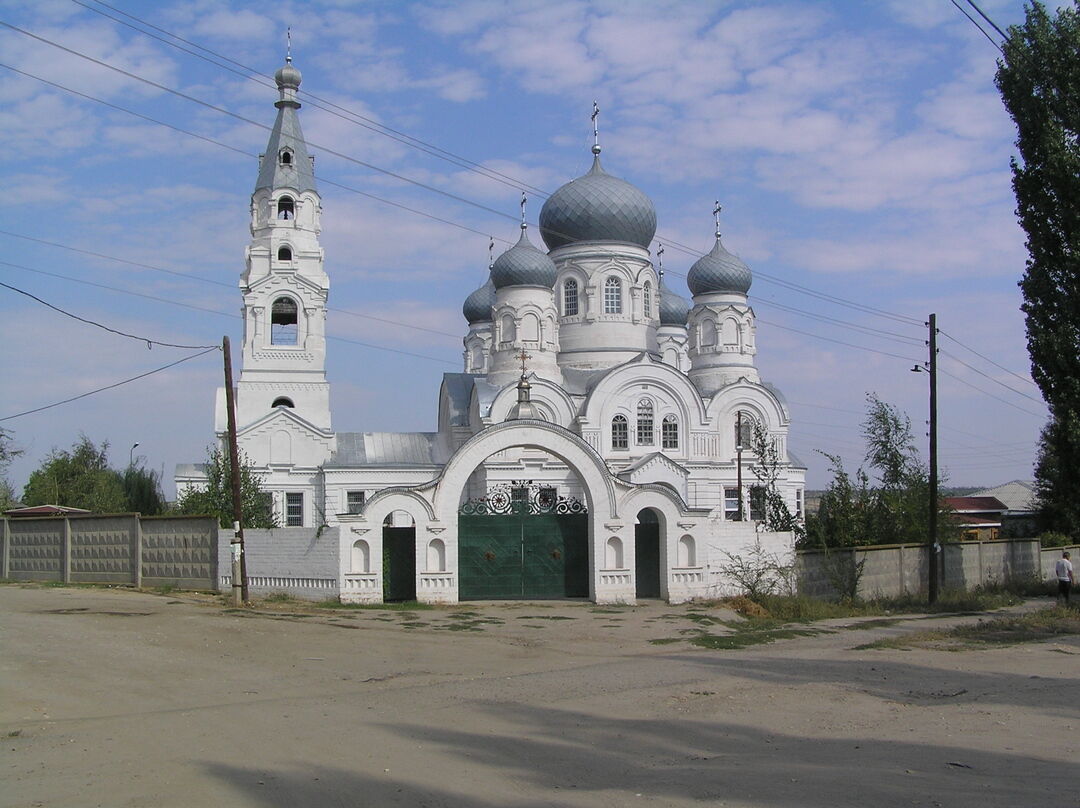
{"left": 458, "top": 485, "right": 588, "bottom": 600}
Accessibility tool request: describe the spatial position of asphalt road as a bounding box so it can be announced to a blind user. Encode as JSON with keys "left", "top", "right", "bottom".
{"left": 2, "top": 585, "right": 1078, "bottom": 808}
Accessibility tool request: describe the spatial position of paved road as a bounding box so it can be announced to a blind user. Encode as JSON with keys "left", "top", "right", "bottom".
{"left": 2, "top": 585, "right": 1078, "bottom": 807}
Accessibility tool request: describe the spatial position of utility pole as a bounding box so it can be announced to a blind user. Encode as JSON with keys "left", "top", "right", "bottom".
{"left": 736, "top": 410, "right": 744, "bottom": 521}
{"left": 927, "top": 313, "right": 939, "bottom": 604}
{"left": 222, "top": 336, "right": 248, "bottom": 605}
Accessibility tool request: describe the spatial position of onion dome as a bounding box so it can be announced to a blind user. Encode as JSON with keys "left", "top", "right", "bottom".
{"left": 658, "top": 277, "right": 690, "bottom": 326}
{"left": 275, "top": 58, "right": 302, "bottom": 90}
{"left": 463, "top": 274, "right": 495, "bottom": 324}
{"left": 687, "top": 235, "right": 753, "bottom": 296}
{"left": 539, "top": 152, "right": 657, "bottom": 250}
{"left": 491, "top": 225, "right": 557, "bottom": 289}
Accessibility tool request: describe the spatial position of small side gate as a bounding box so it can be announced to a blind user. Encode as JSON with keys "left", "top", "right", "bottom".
{"left": 458, "top": 484, "right": 588, "bottom": 600}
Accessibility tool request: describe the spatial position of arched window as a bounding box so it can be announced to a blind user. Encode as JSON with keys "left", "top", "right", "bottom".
{"left": 662, "top": 414, "right": 679, "bottom": 449}
{"left": 604, "top": 276, "right": 622, "bottom": 314}
{"left": 563, "top": 279, "right": 578, "bottom": 316}
{"left": 611, "top": 414, "right": 629, "bottom": 450}
{"left": 520, "top": 312, "right": 540, "bottom": 342}
{"left": 722, "top": 317, "right": 739, "bottom": 345}
{"left": 277, "top": 196, "right": 294, "bottom": 220}
{"left": 735, "top": 414, "right": 755, "bottom": 449}
{"left": 280, "top": 148, "right": 293, "bottom": 165}
{"left": 643, "top": 281, "right": 652, "bottom": 318}
{"left": 500, "top": 313, "right": 515, "bottom": 343}
{"left": 427, "top": 538, "right": 446, "bottom": 572}
{"left": 637, "top": 399, "right": 654, "bottom": 445}
{"left": 271, "top": 397, "right": 294, "bottom": 408}
{"left": 701, "top": 318, "right": 717, "bottom": 347}
{"left": 678, "top": 535, "right": 697, "bottom": 567}
{"left": 605, "top": 537, "right": 624, "bottom": 569}
{"left": 351, "top": 540, "right": 370, "bottom": 573}
{"left": 271, "top": 296, "right": 298, "bottom": 345}
{"left": 277, "top": 245, "right": 292, "bottom": 261}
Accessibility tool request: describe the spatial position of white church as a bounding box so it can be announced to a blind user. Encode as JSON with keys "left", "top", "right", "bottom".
{"left": 177, "top": 57, "right": 806, "bottom": 604}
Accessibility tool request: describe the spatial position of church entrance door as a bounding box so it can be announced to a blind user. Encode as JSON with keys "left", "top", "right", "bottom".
{"left": 382, "top": 526, "right": 416, "bottom": 601}
{"left": 458, "top": 485, "right": 588, "bottom": 600}
{"left": 635, "top": 509, "right": 662, "bottom": 598}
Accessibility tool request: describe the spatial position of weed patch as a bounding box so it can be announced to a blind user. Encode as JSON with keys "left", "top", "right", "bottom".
{"left": 857, "top": 607, "right": 1080, "bottom": 651}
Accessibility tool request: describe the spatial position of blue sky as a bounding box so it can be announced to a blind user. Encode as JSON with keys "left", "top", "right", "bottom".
{"left": 0, "top": 0, "right": 1047, "bottom": 497}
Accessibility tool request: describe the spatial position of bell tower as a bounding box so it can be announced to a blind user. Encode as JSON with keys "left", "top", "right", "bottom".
{"left": 220, "top": 54, "right": 332, "bottom": 438}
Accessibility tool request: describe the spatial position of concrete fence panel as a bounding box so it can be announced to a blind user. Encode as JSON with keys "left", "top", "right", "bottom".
{"left": 5, "top": 517, "right": 64, "bottom": 581}
{"left": 141, "top": 517, "right": 218, "bottom": 590}
{"left": 70, "top": 515, "right": 137, "bottom": 584}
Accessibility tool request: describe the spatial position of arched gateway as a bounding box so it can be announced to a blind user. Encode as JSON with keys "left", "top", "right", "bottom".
{"left": 341, "top": 418, "right": 704, "bottom": 604}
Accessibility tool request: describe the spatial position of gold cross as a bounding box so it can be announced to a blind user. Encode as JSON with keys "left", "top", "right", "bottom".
{"left": 516, "top": 348, "right": 532, "bottom": 376}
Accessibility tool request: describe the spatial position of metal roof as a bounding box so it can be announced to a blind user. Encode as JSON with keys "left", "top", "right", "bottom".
{"left": 327, "top": 432, "right": 439, "bottom": 467}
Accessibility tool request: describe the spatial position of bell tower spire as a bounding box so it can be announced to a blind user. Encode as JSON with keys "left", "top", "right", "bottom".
{"left": 223, "top": 49, "right": 332, "bottom": 445}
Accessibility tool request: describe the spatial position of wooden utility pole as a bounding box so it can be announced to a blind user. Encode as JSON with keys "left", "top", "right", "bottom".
{"left": 736, "top": 410, "right": 744, "bottom": 521}
{"left": 927, "top": 314, "right": 940, "bottom": 604}
{"left": 222, "top": 336, "right": 248, "bottom": 604}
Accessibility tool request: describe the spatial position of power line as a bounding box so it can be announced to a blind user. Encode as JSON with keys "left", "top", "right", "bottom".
{"left": 965, "top": 0, "right": 1010, "bottom": 41}
{"left": 939, "top": 348, "right": 1045, "bottom": 405}
{"left": 0, "top": 280, "right": 219, "bottom": 349}
{"left": 1, "top": 261, "right": 460, "bottom": 366}
{"left": 754, "top": 297, "right": 924, "bottom": 346}
{"left": 0, "top": 348, "right": 218, "bottom": 422}
{"left": 939, "top": 367, "right": 1045, "bottom": 418}
{"left": 949, "top": 0, "right": 1004, "bottom": 52}
{"left": 3, "top": 18, "right": 924, "bottom": 331}
{"left": 756, "top": 317, "right": 923, "bottom": 363}
{"left": 938, "top": 328, "right": 1038, "bottom": 389}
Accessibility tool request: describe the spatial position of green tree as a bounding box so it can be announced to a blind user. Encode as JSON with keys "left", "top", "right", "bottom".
{"left": 122, "top": 464, "right": 167, "bottom": 516}
{"left": 0, "top": 428, "right": 23, "bottom": 510}
{"left": 174, "top": 446, "right": 276, "bottom": 528}
{"left": 22, "top": 436, "right": 127, "bottom": 512}
{"left": 996, "top": 2, "right": 1080, "bottom": 539}
{"left": 748, "top": 419, "right": 804, "bottom": 537}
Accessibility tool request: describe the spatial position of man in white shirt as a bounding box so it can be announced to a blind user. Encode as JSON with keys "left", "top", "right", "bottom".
{"left": 1055, "top": 551, "right": 1074, "bottom": 605}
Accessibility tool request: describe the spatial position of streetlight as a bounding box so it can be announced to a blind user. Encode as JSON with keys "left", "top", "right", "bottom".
{"left": 129, "top": 442, "right": 140, "bottom": 468}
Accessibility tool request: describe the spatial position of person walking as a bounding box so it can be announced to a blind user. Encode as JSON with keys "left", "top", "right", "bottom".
{"left": 1056, "top": 551, "right": 1074, "bottom": 606}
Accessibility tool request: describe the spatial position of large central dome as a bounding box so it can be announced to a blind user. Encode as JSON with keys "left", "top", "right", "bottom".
{"left": 539, "top": 153, "right": 657, "bottom": 251}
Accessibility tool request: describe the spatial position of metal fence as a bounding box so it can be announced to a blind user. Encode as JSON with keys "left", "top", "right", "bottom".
{"left": 2, "top": 514, "right": 218, "bottom": 590}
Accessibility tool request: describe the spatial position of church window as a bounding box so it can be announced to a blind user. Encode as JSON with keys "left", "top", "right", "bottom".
{"left": 795, "top": 489, "right": 804, "bottom": 519}
{"left": 346, "top": 490, "right": 366, "bottom": 514}
{"left": 749, "top": 486, "right": 766, "bottom": 522}
{"left": 604, "top": 277, "right": 622, "bottom": 314}
{"left": 611, "top": 415, "right": 629, "bottom": 450}
{"left": 643, "top": 281, "right": 652, "bottom": 318}
{"left": 277, "top": 196, "right": 295, "bottom": 220}
{"left": 351, "top": 540, "right": 370, "bottom": 573}
{"left": 277, "top": 245, "right": 292, "bottom": 261}
{"left": 271, "top": 397, "right": 294, "bottom": 408}
{"left": 286, "top": 492, "right": 303, "bottom": 526}
{"left": 735, "top": 415, "right": 754, "bottom": 450}
{"left": 280, "top": 148, "right": 293, "bottom": 165}
{"left": 636, "top": 399, "right": 654, "bottom": 446}
{"left": 701, "top": 318, "right": 717, "bottom": 347}
{"left": 662, "top": 414, "right": 679, "bottom": 449}
{"left": 520, "top": 312, "right": 540, "bottom": 342}
{"left": 722, "top": 318, "right": 739, "bottom": 345}
{"left": 563, "top": 279, "right": 578, "bottom": 316}
{"left": 500, "top": 313, "right": 515, "bottom": 344}
{"left": 678, "top": 535, "right": 696, "bottom": 567}
{"left": 271, "top": 297, "right": 299, "bottom": 345}
{"left": 724, "top": 487, "right": 742, "bottom": 521}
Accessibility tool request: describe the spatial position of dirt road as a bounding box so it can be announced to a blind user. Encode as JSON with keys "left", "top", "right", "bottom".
{"left": 2, "top": 585, "right": 1077, "bottom": 807}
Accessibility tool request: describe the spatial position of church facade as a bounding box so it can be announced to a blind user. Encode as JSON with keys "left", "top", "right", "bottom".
{"left": 176, "top": 58, "right": 806, "bottom": 604}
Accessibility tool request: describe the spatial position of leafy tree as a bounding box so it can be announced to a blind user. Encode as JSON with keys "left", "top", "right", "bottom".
{"left": 122, "top": 464, "right": 167, "bottom": 516}
{"left": 747, "top": 420, "right": 804, "bottom": 538}
{"left": 22, "top": 436, "right": 127, "bottom": 513}
{"left": 996, "top": 2, "right": 1080, "bottom": 539}
{"left": 175, "top": 446, "right": 276, "bottom": 528}
{"left": 0, "top": 428, "right": 23, "bottom": 510}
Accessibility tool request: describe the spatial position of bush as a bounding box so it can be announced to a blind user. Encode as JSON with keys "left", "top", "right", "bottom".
{"left": 1039, "top": 531, "right": 1072, "bottom": 548}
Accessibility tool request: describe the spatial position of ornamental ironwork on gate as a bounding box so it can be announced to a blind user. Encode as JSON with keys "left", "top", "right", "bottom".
{"left": 459, "top": 480, "right": 587, "bottom": 516}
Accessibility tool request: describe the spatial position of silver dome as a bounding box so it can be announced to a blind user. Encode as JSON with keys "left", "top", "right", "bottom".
{"left": 462, "top": 275, "right": 495, "bottom": 324}
{"left": 658, "top": 277, "right": 690, "bottom": 326}
{"left": 275, "top": 60, "right": 302, "bottom": 90}
{"left": 687, "top": 236, "right": 753, "bottom": 296}
{"left": 491, "top": 226, "right": 557, "bottom": 290}
{"left": 539, "top": 155, "right": 657, "bottom": 250}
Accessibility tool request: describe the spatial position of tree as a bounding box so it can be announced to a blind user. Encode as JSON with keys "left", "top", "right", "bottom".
{"left": 747, "top": 420, "right": 804, "bottom": 537}
{"left": 122, "top": 464, "right": 167, "bottom": 516}
{"left": 174, "top": 446, "right": 276, "bottom": 528}
{"left": 996, "top": 2, "right": 1080, "bottom": 539}
{"left": 0, "top": 428, "right": 23, "bottom": 510}
{"left": 22, "top": 436, "right": 128, "bottom": 513}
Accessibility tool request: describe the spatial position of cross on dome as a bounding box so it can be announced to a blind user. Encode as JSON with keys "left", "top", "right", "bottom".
{"left": 516, "top": 348, "right": 532, "bottom": 377}
{"left": 591, "top": 101, "right": 601, "bottom": 155}
{"left": 713, "top": 200, "right": 723, "bottom": 238}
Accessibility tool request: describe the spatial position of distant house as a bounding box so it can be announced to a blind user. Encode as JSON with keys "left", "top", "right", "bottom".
{"left": 943, "top": 496, "right": 1008, "bottom": 541}
{"left": 4, "top": 505, "right": 92, "bottom": 518}
{"left": 970, "top": 480, "right": 1038, "bottom": 538}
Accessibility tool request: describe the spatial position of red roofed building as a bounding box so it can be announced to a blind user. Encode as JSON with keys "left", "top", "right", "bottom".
{"left": 943, "top": 496, "right": 1008, "bottom": 541}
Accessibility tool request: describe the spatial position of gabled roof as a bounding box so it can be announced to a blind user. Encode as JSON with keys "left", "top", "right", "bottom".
{"left": 970, "top": 480, "right": 1036, "bottom": 512}
{"left": 5, "top": 504, "right": 91, "bottom": 517}
{"left": 327, "top": 432, "right": 439, "bottom": 467}
{"left": 944, "top": 496, "right": 1007, "bottom": 513}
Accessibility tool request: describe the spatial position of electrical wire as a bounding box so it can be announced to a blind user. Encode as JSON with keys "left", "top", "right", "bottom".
{"left": 756, "top": 317, "right": 923, "bottom": 363}
{"left": 0, "top": 280, "right": 219, "bottom": 349}
{"left": 939, "top": 367, "right": 1045, "bottom": 418}
{"left": 939, "top": 348, "right": 1045, "bottom": 405}
{"left": 965, "top": 0, "right": 1010, "bottom": 40}
{"left": 949, "top": 0, "right": 1004, "bottom": 52}
{"left": 938, "top": 329, "right": 1038, "bottom": 388}
{"left": 0, "top": 348, "right": 218, "bottom": 422}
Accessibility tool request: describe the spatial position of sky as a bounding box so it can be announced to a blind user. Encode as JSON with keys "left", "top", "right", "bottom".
{"left": 0, "top": 0, "right": 1049, "bottom": 499}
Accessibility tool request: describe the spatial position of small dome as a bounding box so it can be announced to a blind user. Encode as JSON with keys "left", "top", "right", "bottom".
{"left": 687, "top": 236, "right": 753, "bottom": 296}
{"left": 491, "top": 227, "right": 557, "bottom": 289}
{"left": 275, "top": 60, "right": 302, "bottom": 90}
{"left": 658, "top": 277, "right": 690, "bottom": 326}
{"left": 539, "top": 155, "right": 657, "bottom": 250}
{"left": 463, "top": 275, "right": 495, "bottom": 324}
